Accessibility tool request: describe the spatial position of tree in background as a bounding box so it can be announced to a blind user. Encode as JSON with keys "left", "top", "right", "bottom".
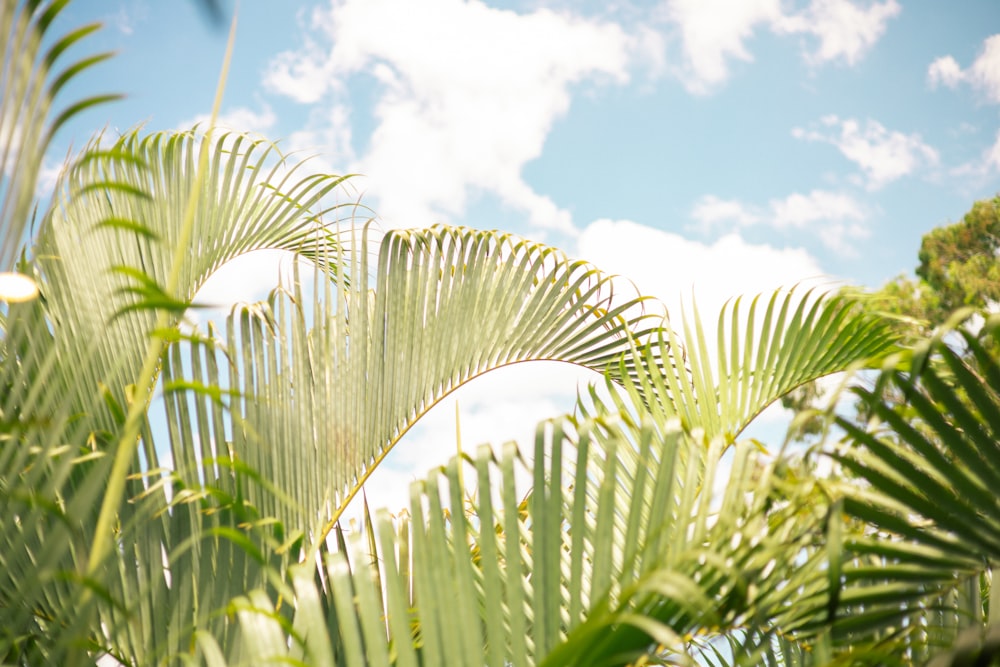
{"left": 783, "top": 195, "right": 1000, "bottom": 440}
{"left": 871, "top": 195, "right": 1000, "bottom": 333}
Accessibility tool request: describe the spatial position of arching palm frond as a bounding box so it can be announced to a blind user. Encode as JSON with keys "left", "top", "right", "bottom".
{"left": 97, "top": 220, "right": 666, "bottom": 664}
{"left": 200, "top": 291, "right": 901, "bottom": 666}
{"left": 616, "top": 288, "right": 900, "bottom": 444}
{"left": 2, "top": 128, "right": 355, "bottom": 663}
{"left": 215, "top": 401, "right": 840, "bottom": 666}
{"left": 825, "top": 313, "right": 1000, "bottom": 662}
{"left": 31, "top": 129, "right": 355, "bottom": 436}
{"left": 0, "top": 0, "right": 118, "bottom": 272}
{"left": 1, "top": 2, "right": 121, "bottom": 661}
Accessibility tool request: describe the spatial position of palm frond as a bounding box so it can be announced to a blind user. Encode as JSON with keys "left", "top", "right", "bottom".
{"left": 121, "top": 279, "right": 901, "bottom": 665}
{"left": 1, "top": 127, "right": 355, "bottom": 663}
{"left": 31, "top": 129, "right": 355, "bottom": 436}
{"left": 824, "top": 313, "right": 1000, "bottom": 657}
{"left": 22, "top": 128, "right": 664, "bottom": 662}
{"left": 622, "top": 288, "right": 899, "bottom": 444}
{"left": 0, "top": 0, "right": 117, "bottom": 273}
{"left": 210, "top": 292, "right": 901, "bottom": 666}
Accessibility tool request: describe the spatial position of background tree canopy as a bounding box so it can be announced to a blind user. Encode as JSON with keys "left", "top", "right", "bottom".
{"left": 783, "top": 194, "right": 1000, "bottom": 440}
{"left": 2, "top": 2, "right": 1000, "bottom": 666}
{"left": 874, "top": 195, "right": 1000, "bottom": 332}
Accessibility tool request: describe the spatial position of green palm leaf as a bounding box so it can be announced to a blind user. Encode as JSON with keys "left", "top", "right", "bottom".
{"left": 223, "top": 399, "right": 827, "bottom": 666}
{"left": 204, "top": 289, "right": 899, "bottom": 666}
{"left": 21, "top": 124, "right": 664, "bottom": 662}
{"left": 0, "top": 0, "right": 118, "bottom": 274}
{"left": 625, "top": 288, "right": 899, "bottom": 445}
{"left": 31, "top": 129, "right": 355, "bottom": 435}
{"left": 823, "top": 313, "right": 1000, "bottom": 659}
{"left": 0, "top": 2, "right": 125, "bottom": 661}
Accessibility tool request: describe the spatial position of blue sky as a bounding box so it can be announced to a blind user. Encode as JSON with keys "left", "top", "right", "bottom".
{"left": 45, "top": 0, "right": 1000, "bottom": 513}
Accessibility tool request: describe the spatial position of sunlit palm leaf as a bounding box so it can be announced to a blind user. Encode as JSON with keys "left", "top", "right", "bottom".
{"left": 151, "top": 285, "right": 899, "bottom": 666}
{"left": 0, "top": 1, "right": 124, "bottom": 661}
{"left": 218, "top": 287, "right": 902, "bottom": 665}
{"left": 0, "top": 0, "right": 118, "bottom": 273}
{"left": 2, "top": 128, "right": 354, "bottom": 663}
{"left": 94, "top": 223, "right": 663, "bottom": 662}
{"left": 626, "top": 289, "right": 899, "bottom": 444}
{"left": 827, "top": 313, "right": 1000, "bottom": 659}
{"left": 222, "top": 410, "right": 830, "bottom": 666}
{"left": 33, "top": 129, "right": 666, "bottom": 662}
{"left": 181, "top": 224, "right": 664, "bottom": 536}
{"left": 32, "top": 129, "right": 354, "bottom": 436}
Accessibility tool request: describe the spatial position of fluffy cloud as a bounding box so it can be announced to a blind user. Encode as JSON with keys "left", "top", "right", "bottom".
{"left": 928, "top": 34, "right": 1000, "bottom": 104}
{"left": 952, "top": 128, "right": 1000, "bottom": 179}
{"left": 928, "top": 55, "right": 965, "bottom": 89}
{"left": 578, "top": 218, "right": 826, "bottom": 325}
{"left": 264, "top": 0, "right": 654, "bottom": 233}
{"left": 179, "top": 105, "right": 278, "bottom": 134}
{"left": 662, "top": 0, "right": 899, "bottom": 93}
{"left": 769, "top": 190, "right": 865, "bottom": 228}
{"left": 691, "top": 195, "right": 762, "bottom": 228}
{"left": 771, "top": 190, "right": 869, "bottom": 255}
{"left": 774, "top": 0, "right": 901, "bottom": 66}
{"left": 792, "top": 115, "right": 939, "bottom": 189}
{"left": 105, "top": 3, "right": 148, "bottom": 36}
{"left": 661, "top": 0, "right": 782, "bottom": 93}
{"left": 690, "top": 190, "right": 868, "bottom": 254}
{"left": 988, "top": 131, "right": 1000, "bottom": 172}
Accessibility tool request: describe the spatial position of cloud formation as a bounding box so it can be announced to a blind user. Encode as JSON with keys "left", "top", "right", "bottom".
{"left": 792, "top": 115, "right": 939, "bottom": 189}
{"left": 690, "top": 190, "right": 869, "bottom": 255}
{"left": 928, "top": 33, "right": 1000, "bottom": 104}
{"left": 774, "top": 0, "right": 901, "bottom": 66}
{"left": 951, "top": 129, "right": 1000, "bottom": 180}
{"left": 663, "top": 0, "right": 900, "bottom": 93}
{"left": 264, "top": 0, "right": 656, "bottom": 234}
{"left": 691, "top": 195, "right": 762, "bottom": 227}
{"left": 578, "top": 217, "right": 826, "bottom": 323}
{"left": 180, "top": 105, "right": 278, "bottom": 135}
{"left": 661, "top": 0, "right": 782, "bottom": 93}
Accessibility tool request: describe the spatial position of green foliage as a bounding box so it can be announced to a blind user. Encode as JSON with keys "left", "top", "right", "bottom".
{"left": 870, "top": 195, "right": 1000, "bottom": 339}
{"left": 2, "top": 2, "right": 999, "bottom": 665}
{"left": 784, "top": 195, "right": 1000, "bottom": 440}
{"left": 917, "top": 197, "right": 1000, "bottom": 315}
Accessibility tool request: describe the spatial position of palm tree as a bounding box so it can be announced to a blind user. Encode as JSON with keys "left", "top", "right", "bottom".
{"left": 2, "top": 2, "right": 997, "bottom": 665}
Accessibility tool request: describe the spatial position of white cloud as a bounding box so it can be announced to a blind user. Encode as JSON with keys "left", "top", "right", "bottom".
{"left": 106, "top": 3, "right": 148, "bottom": 36}
{"left": 968, "top": 35, "right": 1000, "bottom": 104}
{"left": 179, "top": 105, "right": 278, "bottom": 135}
{"left": 792, "top": 115, "right": 939, "bottom": 189}
{"left": 265, "top": 0, "right": 649, "bottom": 234}
{"left": 695, "top": 190, "right": 866, "bottom": 232}
{"left": 928, "top": 34, "right": 1000, "bottom": 105}
{"left": 690, "top": 190, "right": 869, "bottom": 254}
{"left": 691, "top": 194, "right": 761, "bottom": 228}
{"left": 987, "top": 130, "right": 1000, "bottom": 172}
{"left": 577, "top": 218, "right": 826, "bottom": 327}
{"left": 770, "top": 190, "right": 870, "bottom": 256}
{"left": 952, "top": 128, "right": 1000, "bottom": 179}
{"left": 660, "top": 0, "right": 899, "bottom": 93}
{"left": 35, "top": 159, "right": 66, "bottom": 198}
{"left": 661, "top": 0, "right": 782, "bottom": 93}
{"left": 775, "top": 0, "right": 901, "bottom": 66}
{"left": 769, "top": 190, "right": 865, "bottom": 228}
{"left": 928, "top": 55, "right": 964, "bottom": 89}
{"left": 187, "top": 249, "right": 309, "bottom": 326}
